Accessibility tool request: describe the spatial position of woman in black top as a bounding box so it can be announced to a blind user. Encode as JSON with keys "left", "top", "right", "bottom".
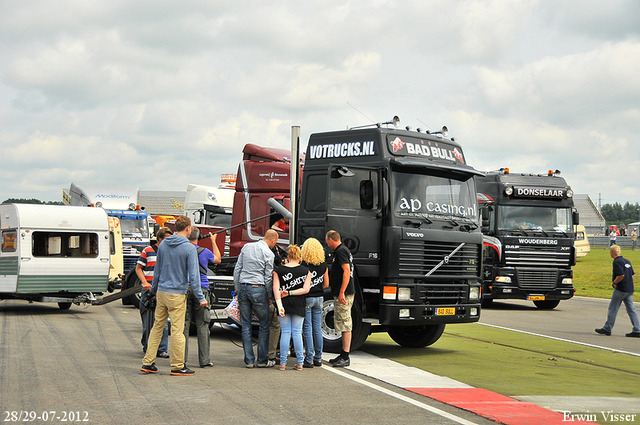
{"left": 301, "top": 237, "right": 329, "bottom": 367}
{"left": 273, "top": 245, "right": 311, "bottom": 370}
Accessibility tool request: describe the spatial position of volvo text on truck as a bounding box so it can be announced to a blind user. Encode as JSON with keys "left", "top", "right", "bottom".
{"left": 476, "top": 168, "right": 578, "bottom": 309}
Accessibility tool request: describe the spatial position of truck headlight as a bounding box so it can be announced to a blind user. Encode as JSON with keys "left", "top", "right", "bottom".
{"left": 562, "top": 278, "right": 573, "bottom": 284}
{"left": 398, "top": 287, "right": 412, "bottom": 301}
{"left": 494, "top": 276, "right": 512, "bottom": 283}
{"left": 470, "top": 308, "right": 479, "bottom": 316}
{"left": 469, "top": 287, "right": 480, "bottom": 300}
{"left": 399, "top": 308, "right": 411, "bottom": 318}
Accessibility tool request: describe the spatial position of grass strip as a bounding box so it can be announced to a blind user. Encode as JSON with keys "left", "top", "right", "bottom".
{"left": 361, "top": 323, "right": 640, "bottom": 398}
{"left": 574, "top": 247, "right": 640, "bottom": 298}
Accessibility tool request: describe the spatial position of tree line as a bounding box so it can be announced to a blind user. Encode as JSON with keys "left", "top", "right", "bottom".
{"left": 1, "top": 198, "right": 64, "bottom": 205}
{"left": 600, "top": 202, "right": 640, "bottom": 225}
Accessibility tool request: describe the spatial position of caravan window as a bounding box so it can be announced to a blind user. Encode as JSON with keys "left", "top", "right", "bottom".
{"left": 109, "top": 231, "right": 116, "bottom": 255}
{"left": 32, "top": 232, "right": 99, "bottom": 258}
{"left": 2, "top": 231, "right": 17, "bottom": 252}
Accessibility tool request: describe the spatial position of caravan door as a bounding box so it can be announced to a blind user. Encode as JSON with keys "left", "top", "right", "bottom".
{"left": 0, "top": 228, "right": 19, "bottom": 293}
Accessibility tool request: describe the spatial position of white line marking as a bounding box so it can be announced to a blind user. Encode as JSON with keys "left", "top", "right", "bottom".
{"left": 478, "top": 323, "right": 640, "bottom": 357}
{"left": 325, "top": 366, "right": 480, "bottom": 425}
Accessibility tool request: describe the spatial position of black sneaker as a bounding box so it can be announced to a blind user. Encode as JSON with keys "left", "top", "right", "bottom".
{"left": 595, "top": 328, "right": 611, "bottom": 336}
{"left": 332, "top": 357, "right": 350, "bottom": 368}
{"left": 303, "top": 361, "right": 314, "bottom": 369}
{"left": 141, "top": 363, "right": 158, "bottom": 374}
{"left": 313, "top": 360, "right": 323, "bottom": 367}
{"left": 329, "top": 355, "right": 341, "bottom": 364}
{"left": 626, "top": 331, "right": 640, "bottom": 338}
{"left": 157, "top": 351, "right": 170, "bottom": 358}
{"left": 170, "top": 366, "right": 195, "bottom": 376}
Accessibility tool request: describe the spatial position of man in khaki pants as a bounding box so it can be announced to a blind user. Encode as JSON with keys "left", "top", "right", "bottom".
{"left": 141, "top": 216, "right": 208, "bottom": 376}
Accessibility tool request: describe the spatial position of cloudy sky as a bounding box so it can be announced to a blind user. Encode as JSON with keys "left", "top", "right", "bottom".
{"left": 1, "top": 0, "right": 639, "bottom": 207}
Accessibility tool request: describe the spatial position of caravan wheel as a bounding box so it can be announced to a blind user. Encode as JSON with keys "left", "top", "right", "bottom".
{"left": 58, "top": 302, "right": 72, "bottom": 310}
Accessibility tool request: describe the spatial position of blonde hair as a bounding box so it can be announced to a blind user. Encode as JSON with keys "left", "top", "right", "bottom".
{"left": 301, "top": 238, "right": 326, "bottom": 266}
{"left": 287, "top": 245, "right": 302, "bottom": 262}
{"left": 610, "top": 245, "right": 621, "bottom": 256}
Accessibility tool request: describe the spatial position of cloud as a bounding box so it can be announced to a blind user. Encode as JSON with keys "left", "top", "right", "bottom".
{"left": 472, "top": 39, "right": 640, "bottom": 126}
{"left": 1, "top": 1, "right": 639, "bottom": 206}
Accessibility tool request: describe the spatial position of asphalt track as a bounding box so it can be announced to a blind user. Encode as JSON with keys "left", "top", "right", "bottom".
{"left": 0, "top": 300, "right": 495, "bottom": 425}
{"left": 1, "top": 296, "right": 638, "bottom": 424}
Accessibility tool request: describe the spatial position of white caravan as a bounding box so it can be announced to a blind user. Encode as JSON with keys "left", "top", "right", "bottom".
{"left": 0, "top": 204, "right": 111, "bottom": 309}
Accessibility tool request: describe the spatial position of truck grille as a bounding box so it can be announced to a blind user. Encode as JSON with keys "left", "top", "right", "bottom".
{"left": 516, "top": 268, "right": 558, "bottom": 290}
{"left": 417, "top": 284, "right": 468, "bottom": 305}
{"left": 504, "top": 246, "right": 571, "bottom": 267}
{"left": 398, "top": 240, "right": 479, "bottom": 278}
{"left": 123, "top": 255, "right": 138, "bottom": 274}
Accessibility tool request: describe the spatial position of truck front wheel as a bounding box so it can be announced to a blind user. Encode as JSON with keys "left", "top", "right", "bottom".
{"left": 388, "top": 324, "right": 446, "bottom": 348}
{"left": 533, "top": 299, "right": 560, "bottom": 310}
{"left": 122, "top": 270, "right": 142, "bottom": 308}
{"left": 321, "top": 297, "right": 371, "bottom": 353}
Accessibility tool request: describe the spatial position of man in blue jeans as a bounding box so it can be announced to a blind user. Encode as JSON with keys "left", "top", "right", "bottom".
{"left": 233, "top": 229, "right": 279, "bottom": 368}
{"left": 596, "top": 245, "right": 640, "bottom": 337}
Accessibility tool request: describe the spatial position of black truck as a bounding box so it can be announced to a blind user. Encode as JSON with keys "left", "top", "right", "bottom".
{"left": 476, "top": 168, "right": 578, "bottom": 309}
{"left": 207, "top": 121, "right": 484, "bottom": 351}
{"left": 296, "top": 123, "right": 483, "bottom": 350}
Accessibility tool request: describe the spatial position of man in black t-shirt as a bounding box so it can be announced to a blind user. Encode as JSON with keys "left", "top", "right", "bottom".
{"left": 326, "top": 230, "right": 354, "bottom": 367}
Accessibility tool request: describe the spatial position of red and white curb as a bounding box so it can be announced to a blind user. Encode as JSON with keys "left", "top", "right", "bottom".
{"left": 328, "top": 351, "right": 599, "bottom": 425}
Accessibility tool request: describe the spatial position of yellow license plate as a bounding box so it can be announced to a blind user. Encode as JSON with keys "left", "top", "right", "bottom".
{"left": 527, "top": 295, "right": 545, "bottom": 301}
{"left": 436, "top": 307, "right": 455, "bottom": 316}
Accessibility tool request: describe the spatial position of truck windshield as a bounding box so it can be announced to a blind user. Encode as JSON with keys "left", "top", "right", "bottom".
{"left": 120, "top": 219, "right": 149, "bottom": 238}
{"left": 393, "top": 171, "right": 477, "bottom": 221}
{"left": 498, "top": 206, "right": 572, "bottom": 233}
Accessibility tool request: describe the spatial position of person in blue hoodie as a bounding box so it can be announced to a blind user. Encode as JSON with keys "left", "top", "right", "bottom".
{"left": 141, "top": 216, "right": 208, "bottom": 376}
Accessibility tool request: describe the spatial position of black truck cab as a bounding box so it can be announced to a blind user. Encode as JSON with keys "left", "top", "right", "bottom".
{"left": 297, "top": 125, "right": 483, "bottom": 350}
{"left": 476, "top": 168, "right": 578, "bottom": 309}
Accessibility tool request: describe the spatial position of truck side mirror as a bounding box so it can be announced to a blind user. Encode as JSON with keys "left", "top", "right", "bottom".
{"left": 382, "top": 177, "right": 389, "bottom": 208}
{"left": 481, "top": 207, "right": 490, "bottom": 233}
{"left": 360, "top": 180, "right": 374, "bottom": 210}
{"left": 573, "top": 211, "right": 580, "bottom": 226}
{"left": 194, "top": 210, "right": 203, "bottom": 224}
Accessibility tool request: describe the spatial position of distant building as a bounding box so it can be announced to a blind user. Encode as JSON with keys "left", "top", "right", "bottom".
{"left": 138, "top": 190, "right": 186, "bottom": 216}
{"left": 573, "top": 194, "right": 606, "bottom": 236}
